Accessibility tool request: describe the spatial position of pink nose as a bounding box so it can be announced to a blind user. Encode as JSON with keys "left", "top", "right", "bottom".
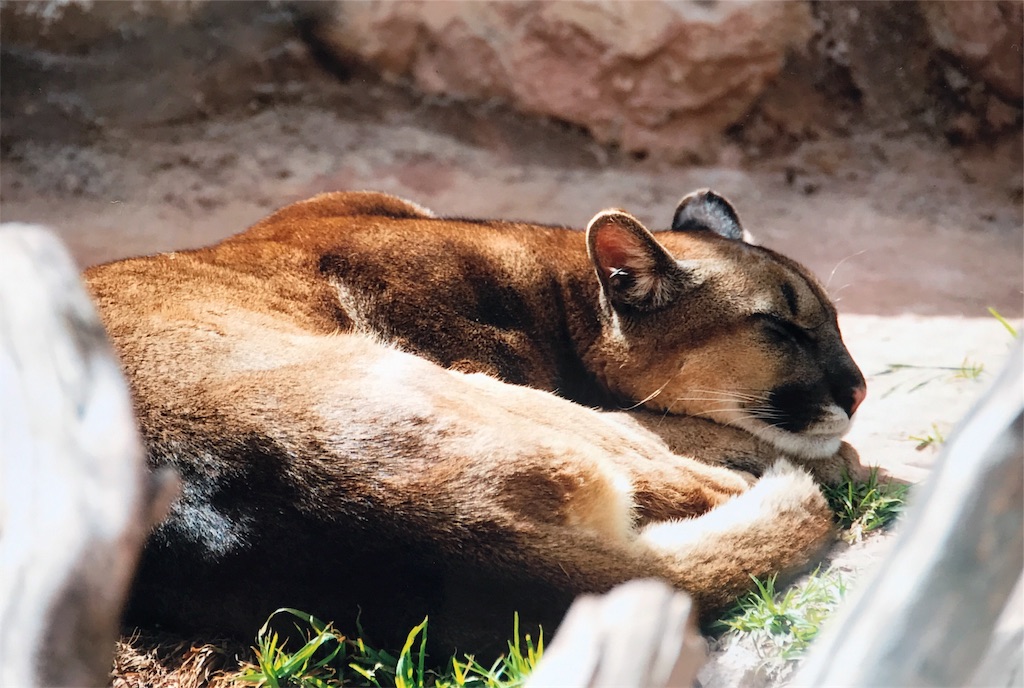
{"left": 850, "top": 384, "right": 867, "bottom": 416}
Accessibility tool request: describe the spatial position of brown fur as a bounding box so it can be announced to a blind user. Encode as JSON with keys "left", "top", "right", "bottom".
{"left": 85, "top": 190, "right": 866, "bottom": 656}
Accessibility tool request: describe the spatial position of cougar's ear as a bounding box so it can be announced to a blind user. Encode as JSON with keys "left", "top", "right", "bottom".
{"left": 586, "top": 210, "right": 687, "bottom": 312}
{"left": 671, "top": 189, "right": 745, "bottom": 241}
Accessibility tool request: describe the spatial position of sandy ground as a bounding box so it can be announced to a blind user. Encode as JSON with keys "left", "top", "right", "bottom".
{"left": 2, "top": 97, "right": 1022, "bottom": 682}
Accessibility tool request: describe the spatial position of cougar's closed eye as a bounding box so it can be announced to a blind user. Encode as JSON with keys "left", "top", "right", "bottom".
{"left": 756, "top": 314, "right": 810, "bottom": 347}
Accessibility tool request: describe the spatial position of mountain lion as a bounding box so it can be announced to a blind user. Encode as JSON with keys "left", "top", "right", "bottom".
{"left": 85, "top": 189, "right": 866, "bottom": 653}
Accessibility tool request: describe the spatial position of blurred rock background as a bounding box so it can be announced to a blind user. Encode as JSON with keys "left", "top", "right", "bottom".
{"left": 2, "top": 0, "right": 1021, "bottom": 161}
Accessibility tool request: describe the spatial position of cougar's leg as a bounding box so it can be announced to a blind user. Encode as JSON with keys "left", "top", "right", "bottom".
{"left": 471, "top": 458, "right": 834, "bottom": 625}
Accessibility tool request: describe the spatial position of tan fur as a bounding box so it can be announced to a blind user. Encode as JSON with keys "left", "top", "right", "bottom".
{"left": 85, "top": 190, "right": 865, "bottom": 653}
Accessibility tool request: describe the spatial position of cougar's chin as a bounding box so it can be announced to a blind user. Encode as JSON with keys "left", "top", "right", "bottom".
{"left": 727, "top": 404, "right": 851, "bottom": 460}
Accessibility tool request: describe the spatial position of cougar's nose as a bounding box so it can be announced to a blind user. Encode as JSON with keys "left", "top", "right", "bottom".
{"left": 849, "top": 383, "right": 867, "bottom": 417}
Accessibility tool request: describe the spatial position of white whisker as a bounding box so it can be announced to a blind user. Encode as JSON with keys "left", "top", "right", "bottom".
{"left": 686, "top": 387, "right": 772, "bottom": 401}
{"left": 745, "top": 411, "right": 782, "bottom": 421}
{"left": 825, "top": 250, "right": 867, "bottom": 292}
{"left": 668, "top": 400, "right": 753, "bottom": 409}
{"left": 621, "top": 367, "right": 686, "bottom": 410}
{"left": 830, "top": 282, "right": 852, "bottom": 301}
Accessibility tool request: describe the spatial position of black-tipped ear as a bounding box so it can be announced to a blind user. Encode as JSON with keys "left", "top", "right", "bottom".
{"left": 671, "top": 189, "right": 745, "bottom": 241}
{"left": 586, "top": 210, "right": 686, "bottom": 312}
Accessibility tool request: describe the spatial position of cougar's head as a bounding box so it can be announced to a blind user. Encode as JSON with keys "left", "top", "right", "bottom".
{"left": 585, "top": 189, "right": 866, "bottom": 460}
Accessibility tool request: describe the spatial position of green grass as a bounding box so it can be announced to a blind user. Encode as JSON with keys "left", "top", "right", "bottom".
{"left": 953, "top": 357, "right": 985, "bottom": 380}
{"left": 234, "top": 609, "right": 342, "bottom": 688}
{"left": 877, "top": 360, "right": 987, "bottom": 397}
{"left": 823, "top": 468, "right": 909, "bottom": 543}
{"left": 233, "top": 610, "right": 542, "bottom": 688}
{"left": 988, "top": 306, "right": 1019, "bottom": 338}
{"left": 907, "top": 422, "right": 947, "bottom": 451}
{"left": 715, "top": 568, "right": 848, "bottom": 662}
{"left": 879, "top": 307, "right": 1017, "bottom": 397}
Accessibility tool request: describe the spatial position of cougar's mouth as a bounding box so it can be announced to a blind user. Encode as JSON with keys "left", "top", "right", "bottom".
{"left": 720, "top": 398, "right": 852, "bottom": 460}
{"left": 733, "top": 406, "right": 849, "bottom": 459}
{"left": 722, "top": 380, "right": 864, "bottom": 459}
{"left": 661, "top": 384, "right": 860, "bottom": 460}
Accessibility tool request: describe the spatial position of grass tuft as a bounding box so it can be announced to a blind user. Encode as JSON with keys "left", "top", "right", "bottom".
{"left": 235, "top": 608, "right": 342, "bottom": 688}
{"left": 907, "top": 422, "right": 947, "bottom": 451}
{"left": 715, "top": 568, "right": 848, "bottom": 662}
{"left": 232, "top": 610, "right": 542, "bottom": 688}
{"left": 823, "top": 468, "right": 909, "bottom": 543}
{"left": 953, "top": 357, "right": 985, "bottom": 380}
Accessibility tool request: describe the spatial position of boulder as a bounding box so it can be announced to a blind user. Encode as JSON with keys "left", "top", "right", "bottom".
{"left": 317, "top": 1, "right": 813, "bottom": 161}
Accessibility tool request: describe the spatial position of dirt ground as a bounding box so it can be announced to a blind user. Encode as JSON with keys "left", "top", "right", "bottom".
{"left": 2, "top": 86, "right": 1022, "bottom": 682}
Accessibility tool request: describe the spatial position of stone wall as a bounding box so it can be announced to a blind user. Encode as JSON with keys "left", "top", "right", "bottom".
{"left": 2, "top": 0, "right": 1021, "bottom": 161}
